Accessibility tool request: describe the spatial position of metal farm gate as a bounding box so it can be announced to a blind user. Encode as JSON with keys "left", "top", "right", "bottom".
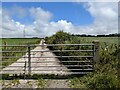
{"left": 1, "top": 41, "right": 100, "bottom": 77}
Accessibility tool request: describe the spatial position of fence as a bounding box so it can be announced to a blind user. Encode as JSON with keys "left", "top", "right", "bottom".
{"left": 0, "top": 41, "right": 100, "bottom": 76}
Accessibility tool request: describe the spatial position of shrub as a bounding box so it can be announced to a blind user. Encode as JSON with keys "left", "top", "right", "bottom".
{"left": 84, "top": 72, "right": 119, "bottom": 89}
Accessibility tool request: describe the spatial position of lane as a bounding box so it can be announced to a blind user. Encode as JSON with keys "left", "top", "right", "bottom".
{"left": 31, "top": 46, "right": 69, "bottom": 75}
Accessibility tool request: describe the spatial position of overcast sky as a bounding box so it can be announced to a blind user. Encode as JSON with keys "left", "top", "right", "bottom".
{"left": 1, "top": 1, "right": 118, "bottom": 38}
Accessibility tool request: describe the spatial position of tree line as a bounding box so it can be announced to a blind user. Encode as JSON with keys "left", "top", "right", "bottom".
{"left": 72, "top": 33, "right": 120, "bottom": 37}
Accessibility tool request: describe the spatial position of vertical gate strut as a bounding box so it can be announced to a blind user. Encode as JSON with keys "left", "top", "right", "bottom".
{"left": 28, "top": 45, "right": 31, "bottom": 75}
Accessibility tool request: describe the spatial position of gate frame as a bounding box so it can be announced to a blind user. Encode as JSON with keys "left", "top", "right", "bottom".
{"left": 26, "top": 41, "right": 100, "bottom": 75}
{"left": 1, "top": 41, "right": 100, "bottom": 76}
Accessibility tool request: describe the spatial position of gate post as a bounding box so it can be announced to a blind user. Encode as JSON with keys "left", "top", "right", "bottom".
{"left": 28, "top": 45, "right": 31, "bottom": 75}
{"left": 92, "top": 40, "right": 100, "bottom": 64}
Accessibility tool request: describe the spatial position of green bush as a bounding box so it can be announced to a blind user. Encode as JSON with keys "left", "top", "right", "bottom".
{"left": 70, "top": 72, "right": 119, "bottom": 89}
{"left": 84, "top": 73, "right": 119, "bottom": 89}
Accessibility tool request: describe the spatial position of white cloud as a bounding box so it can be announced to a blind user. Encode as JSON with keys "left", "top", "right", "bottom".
{"left": 2, "top": 9, "right": 25, "bottom": 38}
{"left": 85, "top": 2, "right": 117, "bottom": 21}
{"left": 82, "top": 2, "right": 118, "bottom": 34}
{"left": 2, "top": 2, "right": 118, "bottom": 38}
{"left": 28, "top": 8, "right": 74, "bottom": 37}
{"left": 29, "top": 7, "right": 53, "bottom": 24}
{"left": 3, "top": 5, "right": 27, "bottom": 19}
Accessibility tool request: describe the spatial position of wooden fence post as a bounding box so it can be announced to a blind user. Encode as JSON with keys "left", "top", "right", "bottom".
{"left": 92, "top": 40, "right": 100, "bottom": 64}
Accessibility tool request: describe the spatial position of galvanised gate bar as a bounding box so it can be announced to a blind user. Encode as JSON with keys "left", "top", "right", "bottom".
{"left": 0, "top": 41, "right": 100, "bottom": 76}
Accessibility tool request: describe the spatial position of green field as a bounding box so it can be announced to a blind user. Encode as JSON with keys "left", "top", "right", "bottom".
{"left": 80, "top": 37, "right": 118, "bottom": 44}
{"left": 1, "top": 37, "right": 119, "bottom": 46}
{"left": 2, "top": 38, "right": 41, "bottom": 45}
{"left": 79, "top": 37, "right": 119, "bottom": 52}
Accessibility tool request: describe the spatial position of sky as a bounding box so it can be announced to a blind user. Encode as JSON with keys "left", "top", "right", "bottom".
{"left": 1, "top": 1, "right": 118, "bottom": 38}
